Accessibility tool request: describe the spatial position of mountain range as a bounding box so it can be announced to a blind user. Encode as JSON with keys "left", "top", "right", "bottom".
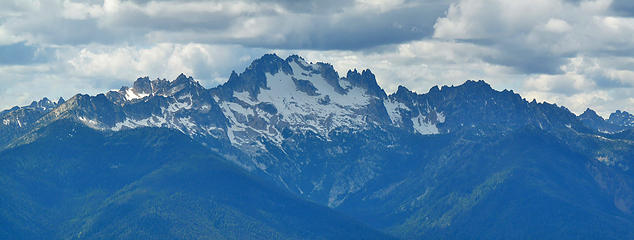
{"left": 1, "top": 54, "right": 633, "bottom": 239}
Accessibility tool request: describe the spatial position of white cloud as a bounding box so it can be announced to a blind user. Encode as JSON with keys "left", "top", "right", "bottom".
{"left": 543, "top": 18, "right": 572, "bottom": 33}
{"left": 0, "top": 0, "right": 633, "bottom": 118}
{"left": 432, "top": 0, "right": 634, "bottom": 73}
{"left": 354, "top": 0, "right": 408, "bottom": 12}
{"left": 1, "top": 0, "right": 446, "bottom": 49}
{"left": 0, "top": 26, "right": 23, "bottom": 45}
{"left": 434, "top": 0, "right": 564, "bottom": 39}
{"left": 62, "top": 0, "right": 105, "bottom": 20}
{"left": 0, "top": 43, "right": 263, "bottom": 110}
{"left": 523, "top": 55, "right": 634, "bottom": 116}
{"left": 278, "top": 39, "right": 521, "bottom": 96}
{"left": 66, "top": 43, "right": 263, "bottom": 87}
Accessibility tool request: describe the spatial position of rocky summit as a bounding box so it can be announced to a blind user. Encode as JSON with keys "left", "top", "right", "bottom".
{"left": 1, "top": 54, "right": 633, "bottom": 239}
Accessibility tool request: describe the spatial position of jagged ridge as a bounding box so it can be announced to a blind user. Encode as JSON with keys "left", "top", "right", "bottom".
{"left": 1, "top": 54, "right": 634, "bottom": 239}
{"left": 2, "top": 53, "right": 632, "bottom": 155}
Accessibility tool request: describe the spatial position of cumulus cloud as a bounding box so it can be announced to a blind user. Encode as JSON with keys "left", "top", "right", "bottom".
{"left": 277, "top": 39, "right": 521, "bottom": 97}
{"left": 0, "top": 43, "right": 263, "bottom": 110}
{"left": 428, "top": 0, "right": 634, "bottom": 115}
{"left": 65, "top": 43, "right": 264, "bottom": 87}
{"left": 433, "top": 0, "right": 634, "bottom": 72}
{"left": 0, "top": 0, "right": 633, "bottom": 117}
{"left": 522, "top": 55, "right": 634, "bottom": 115}
{"left": 0, "top": 42, "right": 53, "bottom": 65}
{"left": 2, "top": 0, "right": 448, "bottom": 49}
{"left": 610, "top": 0, "right": 634, "bottom": 16}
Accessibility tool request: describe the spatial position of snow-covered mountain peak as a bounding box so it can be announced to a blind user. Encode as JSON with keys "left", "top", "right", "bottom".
{"left": 212, "top": 54, "right": 387, "bottom": 153}
{"left": 117, "top": 77, "right": 152, "bottom": 101}
{"left": 16, "top": 55, "right": 571, "bottom": 162}
{"left": 608, "top": 110, "right": 634, "bottom": 127}
{"left": 14, "top": 54, "right": 585, "bottom": 166}
{"left": 8, "top": 53, "right": 632, "bottom": 187}
{"left": 343, "top": 68, "right": 386, "bottom": 99}
{"left": 29, "top": 97, "right": 58, "bottom": 110}
{"left": 35, "top": 55, "right": 450, "bottom": 156}
{"left": 117, "top": 74, "right": 205, "bottom": 102}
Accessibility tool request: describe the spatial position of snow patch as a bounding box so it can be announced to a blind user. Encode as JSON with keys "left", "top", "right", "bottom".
{"left": 166, "top": 100, "right": 192, "bottom": 113}
{"left": 384, "top": 99, "right": 409, "bottom": 125}
{"left": 78, "top": 116, "right": 102, "bottom": 129}
{"left": 233, "top": 91, "right": 256, "bottom": 105}
{"left": 411, "top": 113, "right": 439, "bottom": 135}
{"left": 216, "top": 61, "right": 373, "bottom": 150}
{"left": 178, "top": 93, "right": 192, "bottom": 100}
{"left": 257, "top": 62, "right": 370, "bottom": 133}
{"left": 595, "top": 155, "right": 614, "bottom": 166}
{"left": 112, "top": 115, "right": 168, "bottom": 131}
{"left": 125, "top": 88, "right": 149, "bottom": 100}
{"left": 179, "top": 117, "right": 197, "bottom": 134}
{"left": 437, "top": 112, "right": 446, "bottom": 123}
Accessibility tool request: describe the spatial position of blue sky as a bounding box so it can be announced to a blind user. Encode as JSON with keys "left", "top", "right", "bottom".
{"left": 1, "top": 0, "right": 633, "bottom": 117}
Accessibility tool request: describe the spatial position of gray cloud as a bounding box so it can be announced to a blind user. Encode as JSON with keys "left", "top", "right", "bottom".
{"left": 610, "top": 0, "right": 634, "bottom": 16}
{"left": 1, "top": 0, "right": 449, "bottom": 50}
{"left": 0, "top": 0, "right": 633, "bottom": 117}
{"left": 127, "top": 0, "right": 356, "bottom": 14}
{"left": 0, "top": 42, "right": 53, "bottom": 65}
{"left": 227, "top": 5, "right": 445, "bottom": 50}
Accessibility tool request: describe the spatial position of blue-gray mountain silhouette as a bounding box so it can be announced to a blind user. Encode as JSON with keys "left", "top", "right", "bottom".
{"left": 1, "top": 54, "right": 633, "bottom": 239}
